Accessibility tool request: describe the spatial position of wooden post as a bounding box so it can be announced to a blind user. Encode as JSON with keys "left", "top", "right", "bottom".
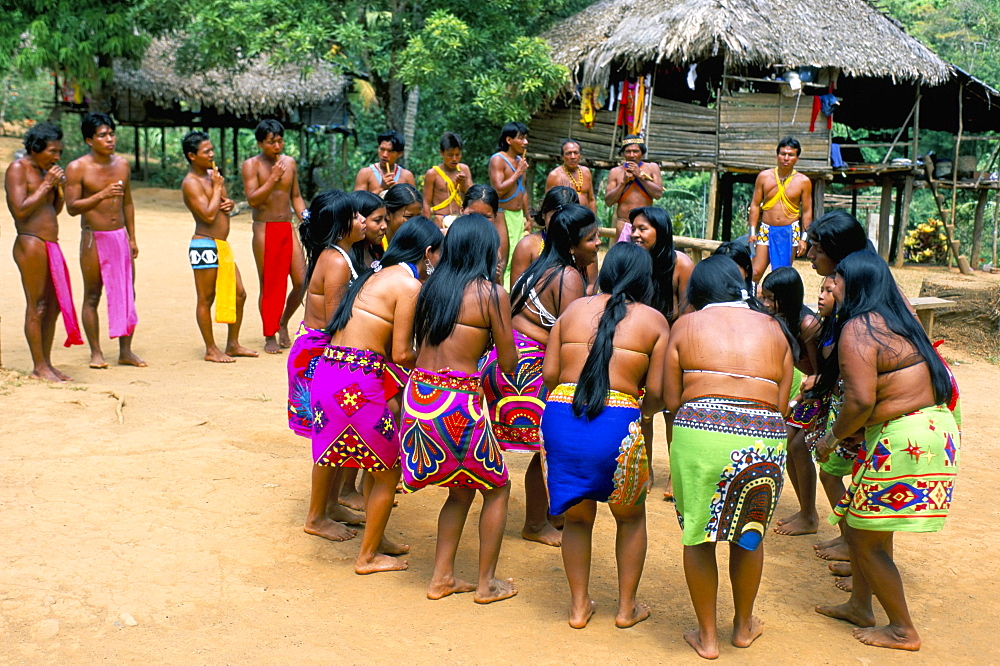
{"left": 160, "top": 128, "right": 166, "bottom": 170}
{"left": 911, "top": 86, "right": 921, "bottom": 164}
{"left": 219, "top": 126, "right": 227, "bottom": 174}
{"left": 993, "top": 188, "right": 999, "bottom": 267}
{"left": 143, "top": 127, "right": 149, "bottom": 177}
{"left": 949, "top": 82, "right": 964, "bottom": 232}
{"left": 970, "top": 187, "right": 989, "bottom": 269}
{"left": 705, "top": 170, "right": 720, "bottom": 240}
{"left": 721, "top": 174, "right": 734, "bottom": 242}
{"left": 233, "top": 126, "right": 239, "bottom": 174}
{"left": 890, "top": 180, "right": 904, "bottom": 262}
{"left": 813, "top": 177, "right": 826, "bottom": 219}
{"left": 133, "top": 126, "right": 140, "bottom": 176}
{"left": 878, "top": 176, "right": 892, "bottom": 260}
{"left": 851, "top": 186, "right": 858, "bottom": 218}
{"left": 893, "top": 174, "right": 914, "bottom": 268}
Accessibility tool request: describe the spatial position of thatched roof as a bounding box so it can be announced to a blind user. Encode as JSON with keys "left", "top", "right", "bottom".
{"left": 543, "top": 0, "right": 952, "bottom": 87}
{"left": 112, "top": 38, "right": 348, "bottom": 117}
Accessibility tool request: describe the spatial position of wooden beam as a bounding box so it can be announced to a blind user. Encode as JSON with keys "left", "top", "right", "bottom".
{"left": 971, "top": 187, "right": 990, "bottom": 269}
{"left": 893, "top": 174, "right": 914, "bottom": 268}
{"left": 705, "top": 171, "right": 720, "bottom": 241}
{"left": 878, "top": 176, "right": 893, "bottom": 260}
{"left": 721, "top": 174, "right": 734, "bottom": 242}
{"left": 813, "top": 177, "right": 826, "bottom": 219}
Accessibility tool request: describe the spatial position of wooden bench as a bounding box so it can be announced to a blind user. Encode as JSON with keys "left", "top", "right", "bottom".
{"left": 909, "top": 296, "right": 955, "bottom": 338}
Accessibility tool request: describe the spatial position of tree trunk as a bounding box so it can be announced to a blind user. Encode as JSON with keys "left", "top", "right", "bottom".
{"left": 402, "top": 85, "right": 419, "bottom": 167}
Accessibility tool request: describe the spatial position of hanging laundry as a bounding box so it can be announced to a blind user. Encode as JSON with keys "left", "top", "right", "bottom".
{"left": 810, "top": 84, "right": 839, "bottom": 132}
{"left": 616, "top": 80, "right": 635, "bottom": 127}
{"left": 630, "top": 78, "right": 646, "bottom": 135}
{"left": 687, "top": 64, "right": 698, "bottom": 91}
{"left": 580, "top": 86, "right": 596, "bottom": 128}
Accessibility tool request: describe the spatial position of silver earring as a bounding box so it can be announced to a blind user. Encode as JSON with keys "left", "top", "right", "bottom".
{"left": 425, "top": 259, "right": 435, "bottom": 276}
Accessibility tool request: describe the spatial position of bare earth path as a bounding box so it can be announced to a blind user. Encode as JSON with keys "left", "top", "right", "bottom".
{"left": 1, "top": 144, "right": 997, "bottom": 662}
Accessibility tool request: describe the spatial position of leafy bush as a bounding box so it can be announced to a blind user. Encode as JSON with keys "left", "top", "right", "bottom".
{"left": 904, "top": 218, "right": 949, "bottom": 263}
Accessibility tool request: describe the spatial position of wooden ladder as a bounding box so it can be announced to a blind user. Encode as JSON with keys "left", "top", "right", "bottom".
{"left": 921, "top": 159, "right": 972, "bottom": 273}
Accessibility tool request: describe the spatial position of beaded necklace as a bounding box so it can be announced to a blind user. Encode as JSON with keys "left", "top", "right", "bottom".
{"left": 563, "top": 165, "right": 584, "bottom": 192}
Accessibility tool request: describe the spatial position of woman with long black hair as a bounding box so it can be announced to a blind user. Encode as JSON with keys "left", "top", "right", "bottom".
{"left": 540, "top": 242, "right": 670, "bottom": 629}
{"left": 285, "top": 189, "right": 366, "bottom": 543}
{"left": 311, "top": 216, "right": 443, "bottom": 574}
{"left": 481, "top": 203, "right": 600, "bottom": 547}
{"left": 813, "top": 249, "right": 960, "bottom": 652}
{"left": 350, "top": 189, "right": 388, "bottom": 270}
{"left": 399, "top": 214, "right": 520, "bottom": 604}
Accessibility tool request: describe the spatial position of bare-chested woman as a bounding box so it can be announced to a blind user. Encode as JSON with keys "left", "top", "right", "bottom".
{"left": 813, "top": 250, "right": 960, "bottom": 652}
{"left": 286, "top": 190, "right": 366, "bottom": 542}
{"left": 5, "top": 122, "right": 79, "bottom": 381}
{"left": 541, "top": 242, "right": 669, "bottom": 629}
{"left": 481, "top": 203, "right": 600, "bottom": 548}
{"left": 399, "top": 214, "right": 519, "bottom": 604}
{"left": 350, "top": 190, "right": 388, "bottom": 271}
{"left": 509, "top": 186, "right": 597, "bottom": 290}
{"left": 665, "top": 255, "right": 794, "bottom": 659}
{"left": 315, "top": 216, "right": 443, "bottom": 573}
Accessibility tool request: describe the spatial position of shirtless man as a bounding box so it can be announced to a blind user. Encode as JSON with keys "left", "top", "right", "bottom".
{"left": 422, "top": 131, "right": 472, "bottom": 227}
{"left": 353, "top": 130, "right": 416, "bottom": 195}
{"left": 604, "top": 135, "right": 663, "bottom": 238}
{"left": 241, "top": 119, "right": 307, "bottom": 354}
{"left": 488, "top": 122, "right": 531, "bottom": 283}
{"left": 545, "top": 139, "right": 596, "bottom": 213}
{"left": 749, "top": 136, "right": 813, "bottom": 284}
{"left": 65, "top": 113, "right": 145, "bottom": 369}
{"left": 6, "top": 122, "right": 81, "bottom": 381}
{"left": 181, "top": 131, "right": 257, "bottom": 363}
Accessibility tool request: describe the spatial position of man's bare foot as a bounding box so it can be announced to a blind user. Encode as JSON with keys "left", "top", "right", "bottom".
{"left": 89, "top": 352, "right": 108, "bottom": 369}
{"left": 828, "top": 561, "right": 851, "bottom": 576}
{"left": 50, "top": 366, "right": 73, "bottom": 382}
{"left": 774, "top": 513, "right": 818, "bottom": 535}
{"left": 815, "top": 601, "right": 875, "bottom": 627}
{"left": 522, "top": 523, "right": 562, "bottom": 547}
{"left": 569, "top": 599, "right": 596, "bottom": 629}
{"left": 303, "top": 518, "right": 357, "bottom": 542}
{"left": 264, "top": 337, "right": 282, "bottom": 354}
{"left": 427, "top": 577, "right": 477, "bottom": 600}
{"left": 355, "top": 553, "right": 408, "bottom": 575}
{"left": 853, "top": 625, "right": 921, "bottom": 651}
{"left": 732, "top": 615, "right": 764, "bottom": 648}
{"left": 339, "top": 489, "right": 365, "bottom": 512}
{"left": 814, "top": 535, "right": 842, "bottom": 550}
{"left": 474, "top": 577, "right": 518, "bottom": 604}
{"left": 684, "top": 628, "right": 719, "bottom": 660}
{"left": 31, "top": 367, "right": 65, "bottom": 382}
{"left": 777, "top": 510, "right": 800, "bottom": 525}
{"left": 378, "top": 537, "right": 410, "bottom": 555}
{"left": 226, "top": 344, "right": 259, "bottom": 358}
{"left": 815, "top": 541, "right": 851, "bottom": 561}
{"left": 329, "top": 504, "right": 365, "bottom": 525}
{"left": 615, "top": 602, "right": 651, "bottom": 628}
{"left": 205, "top": 348, "right": 236, "bottom": 363}
{"left": 663, "top": 473, "right": 674, "bottom": 502}
{"left": 835, "top": 576, "right": 853, "bottom": 592}
{"left": 278, "top": 326, "right": 292, "bottom": 349}
{"left": 118, "top": 352, "right": 147, "bottom": 367}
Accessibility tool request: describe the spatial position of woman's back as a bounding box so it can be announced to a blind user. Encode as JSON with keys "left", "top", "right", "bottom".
{"left": 303, "top": 248, "right": 353, "bottom": 329}
{"left": 331, "top": 264, "right": 420, "bottom": 362}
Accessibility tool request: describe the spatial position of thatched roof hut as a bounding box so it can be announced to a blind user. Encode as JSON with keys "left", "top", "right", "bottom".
{"left": 544, "top": 0, "right": 952, "bottom": 88}
{"left": 111, "top": 38, "right": 350, "bottom": 127}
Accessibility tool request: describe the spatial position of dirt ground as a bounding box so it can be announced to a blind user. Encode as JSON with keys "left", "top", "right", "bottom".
{"left": 1, "top": 137, "right": 998, "bottom": 663}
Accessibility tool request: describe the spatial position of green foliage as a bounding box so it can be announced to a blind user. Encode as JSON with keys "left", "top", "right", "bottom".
{"left": 904, "top": 217, "right": 950, "bottom": 263}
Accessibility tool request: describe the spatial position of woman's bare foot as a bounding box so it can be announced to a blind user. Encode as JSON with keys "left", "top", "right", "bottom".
{"left": 303, "top": 517, "right": 357, "bottom": 542}
{"left": 835, "top": 576, "right": 853, "bottom": 592}
{"left": 89, "top": 351, "right": 108, "bottom": 369}
{"left": 427, "top": 576, "right": 477, "bottom": 600}
{"left": 118, "top": 351, "right": 147, "bottom": 367}
{"left": 521, "top": 523, "right": 562, "bottom": 547}
{"left": 853, "top": 625, "right": 921, "bottom": 651}
{"left": 264, "top": 337, "right": 282, "bottom": 354}
{"left": 205, "top": 348, "right": 236, "bottom": 363}
{"left": 355, "top": 553, "right": 408, "bottom": 575}
{"left": 732, "top": 615, "right": 764, "bottom": 648}
{"left": 278, "top": 326, "right": 292, "bottom": 349}
{"left": 815, "top": 601, "right": 875, "bottom": 627}
{"left": 31, "top": 366, "right": 65, "bottom": 382}
{"left": 815, "top": 541, "right": 850, "bottom": 561}
{"left": 226, "top": 344, "right": 259, "bottom": 357}
{"left": 684, "top": 628, "right": 719, "bottom": 660}
{"left": 569, "top": 599, "right": 596, "bottom": 629}
{"left": 773, "top": 513, "right": 818, "bottom": 535}
{"left": 339, "top": 488, "right": 366, "bottom": 512}
{"left": 474, "top": 577, "right": 518, "bottom": 604}
{"left": 615, "top": 602, "right": 651, "bottom": 629}
{"left": 378, "top": 537, "right": 410, "bottom": 555}
{"left": 828, "top": 561, "right": 852, "bottom": 576}
{"left": 329, "top": 504, "right": 365, "bottom": 525}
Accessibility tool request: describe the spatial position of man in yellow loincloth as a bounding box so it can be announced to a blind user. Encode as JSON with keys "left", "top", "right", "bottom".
{"left": 749, "top": 136, "right": 813, "bottom": 284}
{"left": 422, "top": 131, "right": 472, "bottom": 228}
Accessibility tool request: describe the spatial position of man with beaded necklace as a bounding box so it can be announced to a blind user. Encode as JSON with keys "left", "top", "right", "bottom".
{"left": 545, "top": 139, "right": 596, "bottom": 213}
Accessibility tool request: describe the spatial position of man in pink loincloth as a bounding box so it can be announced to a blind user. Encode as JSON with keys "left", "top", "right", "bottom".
{"left": 5, "top": 122, "right": 82, "bottom": 381}
{"left": 65, "top": 112, "right": 145, "bottom": 369}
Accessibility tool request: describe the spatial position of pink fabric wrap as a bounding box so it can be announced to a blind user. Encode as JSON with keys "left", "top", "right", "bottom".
{"left": 92, "top": 227, "right": 138, "bottom": 338}
{"left": 45, "top": 241, "right": 83, "bottom": 347}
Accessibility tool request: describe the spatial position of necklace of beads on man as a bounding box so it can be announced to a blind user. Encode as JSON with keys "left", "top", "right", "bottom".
{"left": 563, "top": 165, "right": 583, "bottom": 192}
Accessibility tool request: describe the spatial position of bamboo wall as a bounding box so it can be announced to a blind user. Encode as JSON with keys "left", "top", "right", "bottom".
{"left": 718, "top": 92, "right": 830, "bottom": 170}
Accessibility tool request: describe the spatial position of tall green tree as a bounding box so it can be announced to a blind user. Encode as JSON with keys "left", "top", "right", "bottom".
{"left": 1, "top": 0, "right": 149, "bottom": 112}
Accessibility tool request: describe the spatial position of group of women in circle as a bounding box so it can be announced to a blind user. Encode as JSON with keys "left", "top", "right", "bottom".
{"left": 285, "top": 179, "right": 961, "bottom": 657}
